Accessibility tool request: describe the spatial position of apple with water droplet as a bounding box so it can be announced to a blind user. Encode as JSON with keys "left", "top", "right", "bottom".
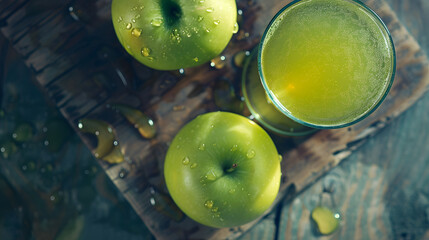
{"left": 164, "top": 112, "right": 281, "bottom": 228}
{"left": 111, "top": 0, "right": 237, "bottom": 70}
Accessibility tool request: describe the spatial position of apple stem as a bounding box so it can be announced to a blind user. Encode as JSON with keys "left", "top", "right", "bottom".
{"left": 226, "top": 163, "right": 237, "bottom": 173}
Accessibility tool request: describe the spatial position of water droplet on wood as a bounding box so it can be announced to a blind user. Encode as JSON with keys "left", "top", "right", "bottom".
{"left": 118, "top": 168, "right": 129, "bottom": 179}
{"left": 210, "top": 55, "right": 226, "bottom": 69}
{"left": 111, "top": 104, "right": 156, "bottom": 139}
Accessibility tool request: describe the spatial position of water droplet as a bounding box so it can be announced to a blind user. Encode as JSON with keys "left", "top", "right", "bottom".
{"left": 278, "top": 154, "right": 283, "bottom": 162}
{"left": 118, "top": 168, "right": 128, "bottom": 178}
{"left": 125, "top": 23, "right": 132, "bottom": 30}
{"left": 229, "top": 189, "right": 236, "bottom": 194}
{"left": 233, "top": 51, "right": 247, "bottom": 67}
{"left": 241, "top": 187, "right": 245, "bottom": 191}
{"left": 198, "top": 143, "right": 205, "bottom": 151}
{"left": 182, "top": 157, "right": 190, "bottom": 165}
{"left": 68, "top": 6, "right": 80, "bottom": 21}
{"left": 246, "top": 149, "right": 256, "bottom": 159}
{"left": 205, "top": 170, "right": 217, "bottom": 181}
{"left": 210, "top": 55, "right": 226, "bottom": 69}
{"left": 204, "top": 200, "right": 214, "bottom": 209}
{"left": 135, "top": 14, "right": 141, "bottom": 19}
{"left": 190, "top": 163, "right": 198, "bottom": 169}
{"left": 204, "top": 27, "right": 211, "bottom": 33}
{"left": 147, "top": 56, "right": 154, "bottom": 61}
{"left": 193, "top": 57, "right": 199, "bottom": 62}
{"left": 132, "top": 18, "right": 136, "bottom": 23}
{"left": 238, "top": 9, "right": 243, "bottom": 15}
{"left": 117, "top": 17, "right": 123, "bottom": 22}
{"left": 199, "top": 0, "right": 205, "bottom": 3}
{"left": 12, "top": 122, "right": 34, "bottom": 142}
{"left": 131, "top": 6, "right": 138, "bottom": 11}
{"left": 141, "top": 47, "right": 151, "bottom": 57}
{"left": 206, "top": 7, "right": 214, "bottom": 13}
{"left": 197, "top": 16, "right": 204, "bottom": 22}
{"left": 44, "top": 140, "right": 49, "bottom": 146}
{"left": 150, "top": 197, "right": 156, "bottom": 206}
{"left": 95, "top": 131, "right": 100, "bottom": 136}
{"left": 170, "top": 29, "right": 182, "bottom": 43}
{"left": 151, "top": 18, "right": 163, "bottom": 27}
{"left": 311, "top": 206, "right": 340, "bottom": 235}
{"left": 230, "top": 145, "right": 238, "bottom": 152}
{"left": 211, "top": 207, "right": 219, "bottom": 213}
{"left": 131, "top": 28, "right": 142, "bottom": 37}
{"left": 213, "top": 20, "right": 220, "bottom": 25}
{"left": 233, "top": 22, "right": 239, "bottom": 33}
{"left": 179, "top": 68, "right": 185, "bottom": 75}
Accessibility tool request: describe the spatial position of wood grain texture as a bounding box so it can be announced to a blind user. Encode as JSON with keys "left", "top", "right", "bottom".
{"left": 1, "top": 0, "right": 428, "bottom": 239}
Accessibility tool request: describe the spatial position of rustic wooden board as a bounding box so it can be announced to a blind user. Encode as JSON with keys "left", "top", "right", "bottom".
{"left": 1, "top": 0, "right": 428, "bottom": 239}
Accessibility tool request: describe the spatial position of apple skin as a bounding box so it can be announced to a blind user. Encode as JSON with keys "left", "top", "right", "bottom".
{"left": 111, "top": 0, "right": 237, "bottom": 70}
{"left": 164, "top": 112, "right": 281, "bottom": 228}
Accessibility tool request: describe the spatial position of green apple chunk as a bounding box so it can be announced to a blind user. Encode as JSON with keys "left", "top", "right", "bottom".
{"left": 164, "top": 112, "right": 281, "bottom": 228}
{"left": 111, "top": 0, "right": 237, "bottom": 70}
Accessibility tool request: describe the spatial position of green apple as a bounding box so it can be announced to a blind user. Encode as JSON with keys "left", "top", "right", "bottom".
{"left": 164, "top": 112, "right": 281, "bottom": 228}
{"left": 111, "top": 0, "right": 237, "bottom": 70}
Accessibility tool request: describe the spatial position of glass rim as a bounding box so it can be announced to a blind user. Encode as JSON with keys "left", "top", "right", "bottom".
{"left": 257, "top": 0, "right": 397, "bottom": 129}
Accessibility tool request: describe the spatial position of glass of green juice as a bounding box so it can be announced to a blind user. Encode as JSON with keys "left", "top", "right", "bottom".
{"left": 242, "top": 0, "right": 396, "bottom": 135}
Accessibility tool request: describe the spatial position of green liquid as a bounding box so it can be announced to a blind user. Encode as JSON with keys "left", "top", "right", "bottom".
{"left": 260, "top": 0, "right": 395, "bottom": 127}
{"left": 242, "top": 49, "right": 315, "bottom": 136}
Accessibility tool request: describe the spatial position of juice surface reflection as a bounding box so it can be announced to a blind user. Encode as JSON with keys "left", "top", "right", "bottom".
{"left": 260, "top": 0, "right": 395, "bottom": 128}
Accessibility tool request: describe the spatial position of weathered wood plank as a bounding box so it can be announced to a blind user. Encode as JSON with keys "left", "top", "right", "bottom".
{"left": 0, "top": 0, "right": 29, "bottom": 21}
{"left": 1, "top": 0, "right": 428, "bottom": 239}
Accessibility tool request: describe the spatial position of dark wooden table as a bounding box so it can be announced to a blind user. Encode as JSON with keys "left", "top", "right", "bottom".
{"left": 1, "top": 0, "right": 428, "bottom": 239}
{"left": 241, "top": 1, "right": 429, "bottom": 239}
